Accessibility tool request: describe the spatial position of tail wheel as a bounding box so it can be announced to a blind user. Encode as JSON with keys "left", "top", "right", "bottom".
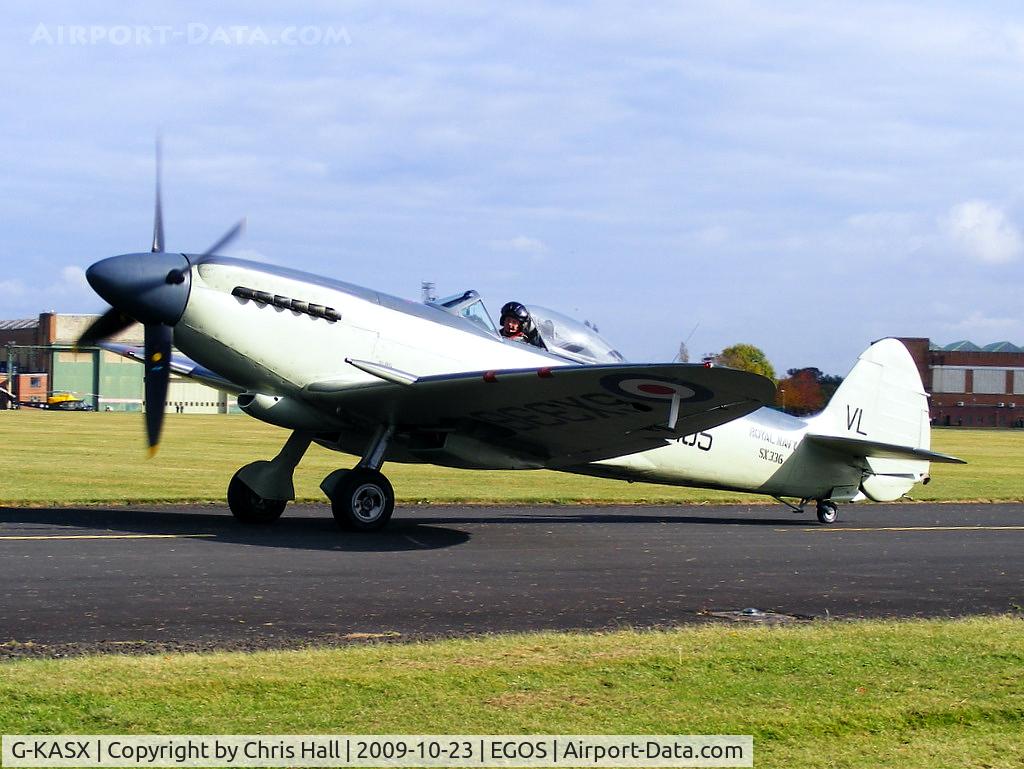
{"left": 816, "top": 501, "right": 838, "bottom": 525}
{"left": 330, "top": 468, "right": 395, "bottom": 531}
{"left": 227, "top": 471, "right": 287, "bottom": 524}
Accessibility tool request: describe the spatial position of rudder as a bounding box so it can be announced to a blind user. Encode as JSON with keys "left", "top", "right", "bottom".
{"left": 809, "top": 338, "right": 931, "bottom": 501}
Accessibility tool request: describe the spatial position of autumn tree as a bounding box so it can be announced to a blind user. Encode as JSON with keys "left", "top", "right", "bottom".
{"left": 776, "top": 367, "right": 844, "bottom": 414}
{"left": 713, "top": 343, "right": 776, "bottom": 381}
{"left": 818, "top": 372, "right": 843, "bottom": 401}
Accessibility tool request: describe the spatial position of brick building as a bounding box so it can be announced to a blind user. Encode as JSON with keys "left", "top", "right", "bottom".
{"left": 898, "top": 337, "right": 1024, "bottom": 428}
{"left": 1, "top": 312, "right": 234, "bottom": 413}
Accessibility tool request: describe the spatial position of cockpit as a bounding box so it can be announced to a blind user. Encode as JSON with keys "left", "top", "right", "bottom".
{"left": 429, "top": 290, "right": 500, "bottom": 336}
{"left": 428, "top": 290, "right": 626, "bottom": 365}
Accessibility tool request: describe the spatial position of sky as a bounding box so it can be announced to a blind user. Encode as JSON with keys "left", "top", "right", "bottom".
{"left": 1, "top": 2, "right": 1024, "bottom": 375}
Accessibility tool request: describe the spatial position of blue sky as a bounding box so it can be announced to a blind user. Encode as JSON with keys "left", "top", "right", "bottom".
{"left": 2, "top": 2, "right": 1023, "bottom": 375}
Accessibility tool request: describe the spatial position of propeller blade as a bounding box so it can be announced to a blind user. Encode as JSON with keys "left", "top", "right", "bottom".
{"left": 77, "top": 308, "right": 134, "bottom": 348}
{"left": 143, "top": 324, "right": 172, "bottom": 454}
{"left": 201, "top": 217, "right": 246, "bottom": 258}
{"left": 165, "top": 217, "right": 246, "bottom": 285}
{"left": 151, "top": 138, "right": 165, "bottom": 253}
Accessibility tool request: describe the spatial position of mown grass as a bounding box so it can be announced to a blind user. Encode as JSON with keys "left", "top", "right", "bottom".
{"left": 0, "top": 411, "right": 1018, "bottom": 505}
{"left": 2, "top": 617, "right": 1023, "bottom": 768}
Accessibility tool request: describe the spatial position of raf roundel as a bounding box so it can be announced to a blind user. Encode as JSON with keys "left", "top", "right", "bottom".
{"left": 600, "top": 373, "right": 712, "bottom": 403}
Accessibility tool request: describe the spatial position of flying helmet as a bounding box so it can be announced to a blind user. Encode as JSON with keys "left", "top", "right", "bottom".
{"left": 499, "top": 301, "right": 533, "bottom": 336}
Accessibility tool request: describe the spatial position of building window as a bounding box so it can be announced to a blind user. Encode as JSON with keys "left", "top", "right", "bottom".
{"left": 973, "top": 368, "right": 1007, "bottom": 394}
{"left": 30, "top": 376, "right": 41, "bottom": 387}
{"left": 1015, "top": 371, "right": 1024, "bottom": 395}
{"left": 932, "top": 367, "right": 966, "bottom": 393}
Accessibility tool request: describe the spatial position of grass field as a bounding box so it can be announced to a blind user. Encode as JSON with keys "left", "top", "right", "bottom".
{"left": 3, "top": 412, "right": 1022, "bottom": 768}
{"left": 2, "top": 617, "right": 1022, "bottom": 769}
{"left": 0, "top": 410, "right": 1020, "bottom": 506}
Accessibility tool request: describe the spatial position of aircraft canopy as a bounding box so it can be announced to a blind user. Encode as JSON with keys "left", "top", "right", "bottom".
{"left": 529, "top": 305, "right": 625, "bottom": 364}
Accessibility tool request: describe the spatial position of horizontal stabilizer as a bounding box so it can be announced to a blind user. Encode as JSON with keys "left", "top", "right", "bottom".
{"left": 805, "top": 433, "right": 966, "bottom": 464}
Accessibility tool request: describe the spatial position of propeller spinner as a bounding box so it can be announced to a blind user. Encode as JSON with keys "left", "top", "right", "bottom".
{"left": 76, "top": 141, "right": 244, "bottom": 454}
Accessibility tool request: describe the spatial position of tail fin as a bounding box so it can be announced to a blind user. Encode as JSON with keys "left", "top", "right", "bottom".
{"left": 811, "top": 337, "right": 930, "bottom": 450}
{"left": 807, "top": 338, "right": 961, "bottom": 501}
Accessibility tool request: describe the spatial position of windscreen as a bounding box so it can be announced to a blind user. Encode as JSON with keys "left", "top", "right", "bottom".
{"left": 528, "top": 305, "right": 626, "bottom": 364}
{"left": 431, "top": 290, "right": 499, "bottom": 336}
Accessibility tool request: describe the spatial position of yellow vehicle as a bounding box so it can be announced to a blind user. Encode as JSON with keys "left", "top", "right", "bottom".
{"left": 25, "top": 392, "right": 94, "bottom": 411}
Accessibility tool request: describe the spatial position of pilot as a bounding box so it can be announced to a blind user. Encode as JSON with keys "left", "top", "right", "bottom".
{"left": 499, "top": 301, "right": 543, "bottom": 347}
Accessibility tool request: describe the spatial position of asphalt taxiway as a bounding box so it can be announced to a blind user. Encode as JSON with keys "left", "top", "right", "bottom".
{"left": 1, "top": 503, "right": 1021, "bottom": 656}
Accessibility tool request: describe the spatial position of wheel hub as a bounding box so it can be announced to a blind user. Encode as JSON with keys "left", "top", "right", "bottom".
{"left": 352, "top": 483, "right": 385, "bottom": 521}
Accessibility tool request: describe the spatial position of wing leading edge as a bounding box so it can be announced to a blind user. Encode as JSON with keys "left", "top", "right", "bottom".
{"left": 98, "top": 342, "right": 244, "bottom": 394}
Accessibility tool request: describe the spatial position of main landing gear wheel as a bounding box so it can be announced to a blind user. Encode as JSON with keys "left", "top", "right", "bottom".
{"left": 330, "top": 468, "right": 395, "bottom": 531}
{"left": 227, "top": 471, "right": 287, "bottom": 524}
{"left": 816, "top": 501, "right": 839, "bottom": 525}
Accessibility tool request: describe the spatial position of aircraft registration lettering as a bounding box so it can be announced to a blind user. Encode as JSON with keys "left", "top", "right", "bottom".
{"left": 471, "top": 393, "right": 642, "bottom": 432}
{"left": 676, "top": 431, "right": 713, "bottom": 451}
{"left": 759, "top": 448, "right": 785, "bottom": 465}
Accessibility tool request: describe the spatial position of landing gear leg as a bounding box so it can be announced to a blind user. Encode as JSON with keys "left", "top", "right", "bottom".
{"left": 816, "top": 500, "right": 839, "bottom": 525}
{"left": 321, "top": 425, "right": 396, "bottom": 531}
{"left": 228, "top": 431, "right": 312, "bottom": 524}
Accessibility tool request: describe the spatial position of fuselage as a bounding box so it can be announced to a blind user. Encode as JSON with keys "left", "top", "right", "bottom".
{"left": 581, "top": 406, "right": 859, "bottom": 500}
{"left": 172, "top": 256, "right": 852, "bottom": 500}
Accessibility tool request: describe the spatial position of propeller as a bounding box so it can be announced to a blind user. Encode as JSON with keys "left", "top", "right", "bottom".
{"left": 152, "top": 138, "right": 165, "bottom": 254}
{"left": 76, "top": 140, "right": 245, "bottom": 455}
{"left": 143, "top": 324, "right": 172, "bottom": 455}
{"left": 77, "top": 309, "right": 134, "bottom": 349}
{"left": 165, "top": 217, "right": 245, "bottom": 285}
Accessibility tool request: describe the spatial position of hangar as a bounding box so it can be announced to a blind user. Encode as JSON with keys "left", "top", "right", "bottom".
{"left": 1, "top": 312, "right": 235, "bottom": 413}
{"left": 898, "top": 337, "right": 1024, "bottom": 428}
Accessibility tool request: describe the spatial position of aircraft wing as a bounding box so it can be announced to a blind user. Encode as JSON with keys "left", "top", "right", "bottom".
{"left": 305, "top": 362, "right": 776, "bottom": 466}
{"left": 805, "top": 434, "right": 966, "bottom": 464}
{"left": 98, "top": 342, "right": 244, "bottom": 394}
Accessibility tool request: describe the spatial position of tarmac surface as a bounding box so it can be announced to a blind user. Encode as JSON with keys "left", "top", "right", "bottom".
{"left": 1, "top": 502, "right": 1022, "bottom": 657}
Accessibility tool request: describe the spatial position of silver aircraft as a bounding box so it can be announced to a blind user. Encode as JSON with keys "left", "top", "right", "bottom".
{"left": 79, "top": 152, "right": 964, "bottom": 530}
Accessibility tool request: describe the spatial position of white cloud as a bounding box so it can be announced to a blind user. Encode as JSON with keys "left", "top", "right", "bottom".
{"left": 944, "top": 200, "right": 1023, "bottom": 264}
{"left": 487, "top": 235, "right": 549, "bottom": 254}
{"left": 940, "top": 309, "right": 1019, "bottom": 333}
{"left": 0, "top": 280, "right": 27, "bottom": 315}
{"left": 41, "top": 265, "right": 92, "bottom": 299}
{"left": 0, "top": 266, "right": 96, "bottom": 319}
{"left": 694, "top": 225, "right": 730, "bottom": 246}
{"left": 56, "top": 265, "right": 88, "bottom": 291}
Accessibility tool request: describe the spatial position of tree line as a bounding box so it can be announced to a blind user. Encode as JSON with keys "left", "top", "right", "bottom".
{"left": 709, "top": 343, "right": 842, "bottom": 416}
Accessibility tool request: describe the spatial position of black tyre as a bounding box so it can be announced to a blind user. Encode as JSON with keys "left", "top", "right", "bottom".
{"left": 330, "top": 468, "right": 395, "bottom": 531}
{"left": 816, "top": 501, "right": 838, "bottom": 525}
{"left": 227, "top": 471, "right": 287, "bottom": 524}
